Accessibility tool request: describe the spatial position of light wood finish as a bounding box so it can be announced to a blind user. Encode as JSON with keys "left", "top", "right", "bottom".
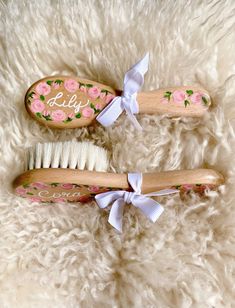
{"left": 138, "top": 86, "right": 211, "bottom": 117}
{"left": 13, "top": 168, "right": 224, "bottom": 194}
{"left": 25, "top": 76, "right": 211, "bottom": 129}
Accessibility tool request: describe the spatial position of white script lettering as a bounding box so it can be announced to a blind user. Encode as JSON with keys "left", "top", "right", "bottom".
{"left": 38, "top": 190, "right": 81, "bottom": 198}
{"left": 47, "top": 92, "right": 90, "bottom": 113}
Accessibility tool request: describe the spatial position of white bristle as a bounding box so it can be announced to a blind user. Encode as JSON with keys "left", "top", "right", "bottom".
{"left": 95, "top": 147, "right": 109, "bottom": 172}
{"left": 68, "top": 141, "right": 79, "bottom": 169}
{"left": 35, "top": 143, "right": 43, "bottom": 168}
{"left": 60, "top": 141, "right": 71, "bottom": 168}
{"left": 87, "top": 143, "right": 97, "bottom": 171}
{"left": 26, "top": 141, "right": 109, "bottom": 172}
{"left": 78, "top": 142, "right": 89, "bottom": 170}
{"left": 42, "top": 143, "right": 53, "bottom": 168}
{"left": 28, "top": 147, "right": 35, "bottom": 170}
{"left": 51, "top": 142, "right": 62, "bottom": 168}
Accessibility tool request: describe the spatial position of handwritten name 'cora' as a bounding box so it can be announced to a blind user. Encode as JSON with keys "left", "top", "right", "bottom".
{"left": 38, "top": 190, "right": 81, "bottom": 199}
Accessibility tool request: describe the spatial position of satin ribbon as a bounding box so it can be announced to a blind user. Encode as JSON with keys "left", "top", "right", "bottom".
{"left": 96, "top": 53, "right": 149, "bottom": 130}
{"left": 95, "top": 173, "right": 179, "bottom": 232}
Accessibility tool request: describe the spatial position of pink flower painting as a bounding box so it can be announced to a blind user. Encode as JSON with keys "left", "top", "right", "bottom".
{"left": 82, "top": 107, "right": 95, "bottom": 118}
{"left": 190, "top": 93, "right": 202, "bottom": 104}
{"left": 61, "top": 183, "right": 74, "bottom": 190}
{"left": 16, "top": 187, "right": 27, "bottom": 195}
{"left": 35, "top": 82, "right": 51, "bottom": 96}
{"left": 80, "top": 85, "right": 87, "bottom": 92}
{"left": 172, "top": 90, "right": 185, "bottom": 103}
{"left": 32, "top": 182, "right": 48, "bottom": 189}
{"left": 51, "top": 110, "right": 66, "bottom": 122}
{"left": 88, "top": 86, "right": 101, "bottom": 99}
{"left": 42, "top": 110, "right": 50, "bottom": 117}
{"left": 88, "top": 186, "right": 100, "bottom": 193}
{"left": 95, "top": 103, "right": 102, "bottom": 110}
{"left": 29, "top": 197, "right": 42, "bottom": 202}
{"left": 31, "top": 100, "right": 45, "bottom": 113}
{"left": 64, "top": 79, "right": 79, "bottom": 93}
{"left": 105, "top": 94, "right": 115, "bottom": 104}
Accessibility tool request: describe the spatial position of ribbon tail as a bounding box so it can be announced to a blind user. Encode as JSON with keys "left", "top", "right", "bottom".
{"left": 125, "top": 107, "right": 143, "bottom": 130}
{"left": 133, "top": 196, "right": 164, "bottom": 223}
{"left": 96, "top": 97, "right": 122, "bottom": 127}
{"left": 123, "top": 97, "right": 142, "bottom": 130}
{"left": 144, "top": 189, "right": 179, "bottom": 197}
{"left": 108, "top": 199, "right": 125, "bottom": 232}
{"left": 123, "top": 53, "right": 149, "bottom": 94}
{"left": 130, "top": 52, "right": 149, "bottom": 76}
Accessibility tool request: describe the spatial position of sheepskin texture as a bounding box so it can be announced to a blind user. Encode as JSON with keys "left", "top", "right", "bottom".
{"left": 1, "top": 0, "right": 235, "bottom": 307}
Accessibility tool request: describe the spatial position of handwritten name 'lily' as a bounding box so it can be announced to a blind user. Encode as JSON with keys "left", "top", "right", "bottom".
{"left": 47, "top": 92, "right": 90, "bottom": 113}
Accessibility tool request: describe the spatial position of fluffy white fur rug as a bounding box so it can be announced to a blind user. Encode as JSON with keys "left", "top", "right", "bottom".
{"left": 1, "top": 0, "right": 235, "bottom": 307}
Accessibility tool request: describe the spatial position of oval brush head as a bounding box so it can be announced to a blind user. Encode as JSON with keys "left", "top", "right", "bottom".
{"left": 14, "top": 141, "right": 111, "bottom": 203}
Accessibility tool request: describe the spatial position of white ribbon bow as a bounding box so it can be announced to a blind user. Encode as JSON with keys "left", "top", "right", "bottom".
{"left": 95, "top": 173, "right": 179, "bottom": 232}
{"left": 96, "top": 53, "right": 149, "bottom": 130}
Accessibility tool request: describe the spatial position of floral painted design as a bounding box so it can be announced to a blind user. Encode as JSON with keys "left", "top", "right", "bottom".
{"left": 172, "top": 183, "right": 216, "bottom": 195}
{"left": 64, "top": 79, "right": 79, "bottom": 93}
{"left": 15, "top": 182, "right": 116, "bottom": 203}
{"left": 26, "top": 79, "right": 115, "bottom": 123}
{"left": 162, "top": 89, "right": 210, "bottom": 107}
{"left": 16, "top": 181, "right": 216, "bottom": 203}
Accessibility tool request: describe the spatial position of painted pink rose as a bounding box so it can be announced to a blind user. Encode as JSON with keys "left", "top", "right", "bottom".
{"left": 32, "top": 93, "right": 39, "bottom": 100}
{"left": 78, "top": 195, "right": 92, "bottom": 203}
{"left": 32, "top": 182, "right": 48, "bottom": 189}
{"left": 64, "top": 79, "right": 79, "bottom": 93}
{"left": 160, "top": 98, "right": 169, "bottom": 104}
{"left": 16, "top": 187, "right": 27, "bottom": 195}
{"left": 183, "top": 184, "right": 194, "bottom": 191}
{"left": 54, "top": 198, "right": 66, "bottom": 203}
{"left": 88, "top": 86, "right": 101, "bottom": 99}
{"left": 88, "top": 185, "right": 100, "bottom": 193}
{"left": 51, "top": 110, "right": 66, "bottom": 122}
{"left": 196, "top": 185, "right": 209, "bottom": 194}
{"left": 42, "top": 110, "right": 50, "bottom": 116}
{"left": 172, "top": 90, "right": 185, "bottom": 103}
{"left": 67, "top": 112, "right": 74, "bottom": 119}
{"left": 190, "top": 93, "right": 202, "bottom": 104}
{"left": 100, "top": 92, "right": 106, "bottom": 99}
{"left": 61, "top": 183, "right": 74, "bottom": 190}
{"left": 82, "top": 107, "right": 95, "bottom": 118}
{"left": 95, "top": 103, "right": 102, "bottom": 110}
{"left": 53, "top": 82, "right": 60, "bottom": 89}
{"left": 80, "top": 85, "right": 87, "bottom": 92}
{"left": 105, "top": 94, "right": 115, "bottom": 104}
{"left": 35, "top": 82, "right": 51, "bottom": 96}
{"left": 31, "top": 100, "right": 45, "bottom": 113}
{"left": 29, "top": 197, "right": 42, "bottom": 202}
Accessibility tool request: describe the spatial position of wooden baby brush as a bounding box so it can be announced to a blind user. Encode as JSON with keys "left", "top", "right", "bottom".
{"left": 25, "top": 53, "right": 211, "bottom": 129}
{"left": 13, "top": 141, "right": 224, "bottom": 203}
{"left": 25, "top": 76, "right": 211, "bottom": 129}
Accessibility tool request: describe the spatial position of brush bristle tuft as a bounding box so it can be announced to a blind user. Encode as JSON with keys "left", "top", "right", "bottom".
{"left": 27, "top": 141, "right": 109, "bottom": 172}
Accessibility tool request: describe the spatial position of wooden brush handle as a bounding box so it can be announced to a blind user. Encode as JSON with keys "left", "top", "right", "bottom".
{"left": 13, "top": 168, "right": 224, "bottom": 203}
{"left": 13, "top": 168, "right": 224, "bottom": 190}
{"left": 138, "top": 86, "right": 211, "bottom": 117}
{"left": 142, "top": 169, "right": 223, "bottom": 193}
{"left": 25, "top": 76, "right": 211, "bottom": 129}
